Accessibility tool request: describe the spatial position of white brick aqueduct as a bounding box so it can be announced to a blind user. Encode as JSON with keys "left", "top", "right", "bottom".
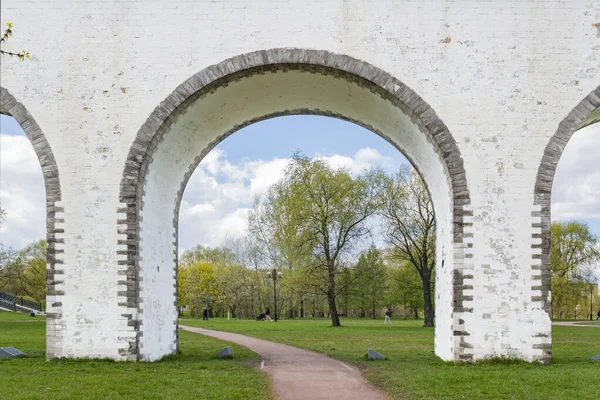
{"left": 0, "top": 1, "right": 598, "bottom": 363}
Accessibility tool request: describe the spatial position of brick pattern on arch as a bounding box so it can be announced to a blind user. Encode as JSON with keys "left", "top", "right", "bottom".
{"left": 532, "top": 85, "right": 600, "bottom": 364}
{"left": 118, "top": 48, "right": 472, "bottom": 360}
{"left": 0, "top": 87, "right": 65, "bottom": 359}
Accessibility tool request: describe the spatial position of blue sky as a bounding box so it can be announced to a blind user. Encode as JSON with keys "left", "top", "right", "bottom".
{"left": 1, "top": 113, "right": 599, "bottom": 264}
{"left": 216, "top": 116, "right": 402, "bottom": 162}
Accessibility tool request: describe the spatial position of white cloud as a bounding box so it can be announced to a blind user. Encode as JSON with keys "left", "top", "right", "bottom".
{"left": 316, "top": 147, "right": 394, "bottom": 176}
{"left": 552, "top": 124, "right": 600, "bottom": 220}
{"left": 551, "top": 123, "right": 600, "bottom": 281}
{"left": 248, "top": 158, "right": 289, "bottom": 197}
{"left": 177, "top": 147, "right": 396, "bottom": 251}
{"left": 0, "top": 134, "right": 46, "bottom": 249}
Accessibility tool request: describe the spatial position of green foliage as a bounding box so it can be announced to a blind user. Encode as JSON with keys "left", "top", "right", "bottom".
{"left": 249, "top": 152, "right": 384, "bottom": 326}
{"left": 387, "top": 259, "right": 424, "bottom": 318}
{"left": 380, "top": 165, "right": 436, "bottom": 326}
{"left": 550, "top": 221, "right": 599, "bottom": 319}
{"left": 178, "top": 261, "right": 217, "bottom": 316}
{"left": 351, "top": 245, "right": 387, "bottom": 318}
{"left": 551, "top": 221, "right": 599, "bottom": 277}
{"left": 0, "top": 240, "right": 46, "bottom": 302}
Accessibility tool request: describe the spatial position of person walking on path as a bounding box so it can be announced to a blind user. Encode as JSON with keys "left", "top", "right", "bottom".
{"left": 596, "top": 310, "right": 600, "bottom": 321}
{"left": 265, "top": 307, "right": 272, "bottom": 321}
{"left": 384, "top": 308, "right": 391, "bottom": 324}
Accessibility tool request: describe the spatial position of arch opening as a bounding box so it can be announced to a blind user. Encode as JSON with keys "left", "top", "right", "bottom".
{"left": 536, "top": 86, "right": 600, "bottom": 330}
{"left": 118, "top": 50, "right": 471, "bottom": 362}
{"left": 0, "top": 87, "right": 64, "bottom": 359}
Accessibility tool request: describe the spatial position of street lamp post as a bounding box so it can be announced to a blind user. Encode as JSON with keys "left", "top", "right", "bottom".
{"left": 250, "top": 285, "right": 256, "bottom": 318}
{"left": 267, "top": 268, "right": 282, "bottom": 322}
{"left": 590, "top": 285, "right": 594, "bottom": 321}
{"left": 206, "top": 296, "right": 211, "bottom": 321}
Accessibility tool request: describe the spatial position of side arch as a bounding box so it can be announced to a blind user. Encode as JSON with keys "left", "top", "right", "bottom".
{"left": 0, "top": 87, "right": 65, "bottom": 358}
{"left": 118, "top": 48, "right": 472, "bottom": 361}
{"left": 533, "top": 85, "right": 600, "bottom": 323}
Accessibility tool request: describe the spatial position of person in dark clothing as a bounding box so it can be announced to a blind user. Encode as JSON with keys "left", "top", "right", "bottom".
{"left": 384, "top": 308, "right": 391, "bottom": 324}
{"left": 596, "top": 310, "right": 600, "bottom": 321}
{"left": 202, "top": 307, "right": 208, "bottom": 321}
{"left": 265, "top": 307, "right": 272, "bottom": 321}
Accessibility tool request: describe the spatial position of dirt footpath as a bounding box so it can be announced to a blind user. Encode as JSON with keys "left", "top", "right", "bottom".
{"left": 181, "top": 325, "right": 386, "bottom": 400}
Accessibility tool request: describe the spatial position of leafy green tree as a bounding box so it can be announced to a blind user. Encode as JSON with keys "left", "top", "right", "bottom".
{"left": 387, "top": 258, "right": 424, "bottom": 319}
{"left": 551, "top": 221, "right": 599, "bottom": 277}
{"left": 352, "top": 245, "right": 387, "bottom": 318}
{"left": 214, "top": 261, "right": 253, "bottom": 319}
{"left": 550, "top": 221, "right": 599, "bottom": 319}
{"left": 250, "top": 153, "right": 383, "bottom": 327}
{"left": 380, "top": 165, "right": 436, "bottom": 327}
{"left": 178, "top": 261, "right": 217, "bottom": 317}
{"left": 0, "top": 240, "right": 46, "bottom": 302}
{"left": 249, "top": 192, "right": 314, "bottom": 319}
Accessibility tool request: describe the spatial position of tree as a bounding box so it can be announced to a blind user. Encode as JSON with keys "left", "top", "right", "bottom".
{"left": 214, "top": 261, "right": 253, "bottom": 319}
{"left": 352, "top": 245, "right": 387, "bottom": 318}
{"left": 550, "top": 221, "right": 599, "bottom": 319}
{"left": 0, "top": 240, "right": 46, "bottom": 302}
{"left": 250, "top": 153, "right": 383, "bottom": 327}
{"left": 249, "top": 191, "right": 313, "bottom": 319}
{"left": 178, "top": 261, "right": 217, "bottom": 317}
{"left": 387, "top": 258, "right": 424, "bottom": 319}
{"left": 380, "top": 165, "right": 436, "bottom": 327}
{"left": 551, "top": 221, "right": 599, "bottom": 277}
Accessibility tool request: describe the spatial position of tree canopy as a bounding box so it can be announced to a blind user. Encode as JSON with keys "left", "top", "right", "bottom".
{"left": 249, "top": 153, "right": 384, "bottom": 326}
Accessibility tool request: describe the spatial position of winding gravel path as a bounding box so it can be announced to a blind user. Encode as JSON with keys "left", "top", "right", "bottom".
{"left": 181, "top": 325, "right": 386, "bottom": 400}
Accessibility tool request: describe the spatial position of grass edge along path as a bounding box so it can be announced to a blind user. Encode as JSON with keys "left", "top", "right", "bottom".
{"left": 180, "top": 318, "right": 600, "bottom": 400}
{"left": 0, "top": 310, "right": 273, "bottom": 400}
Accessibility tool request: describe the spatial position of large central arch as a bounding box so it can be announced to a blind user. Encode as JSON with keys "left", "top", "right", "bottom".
{"left": 118, "top": 49, "right": 472, "bottom": 361}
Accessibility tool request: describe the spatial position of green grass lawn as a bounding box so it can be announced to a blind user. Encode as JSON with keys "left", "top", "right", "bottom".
{"left": 180, "top": 317, "right": 600, "bottom": 400}
{"left": 0, "top": 311, "right": 272, "bottom": 400}
{"left": 2, "top": 310, "right": 598, "bottom": 400}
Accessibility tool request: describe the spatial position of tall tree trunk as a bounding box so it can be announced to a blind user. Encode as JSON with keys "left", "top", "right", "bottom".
{"left": 327, "top": 263, "right": 341, "bottom": 327}
{"left": 328, "top": 294, "right": 341, "bottom": 327}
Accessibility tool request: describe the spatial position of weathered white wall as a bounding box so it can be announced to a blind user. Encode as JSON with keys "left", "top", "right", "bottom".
{"left": 0, "top": 0, "right": 597, "bottom": 362}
